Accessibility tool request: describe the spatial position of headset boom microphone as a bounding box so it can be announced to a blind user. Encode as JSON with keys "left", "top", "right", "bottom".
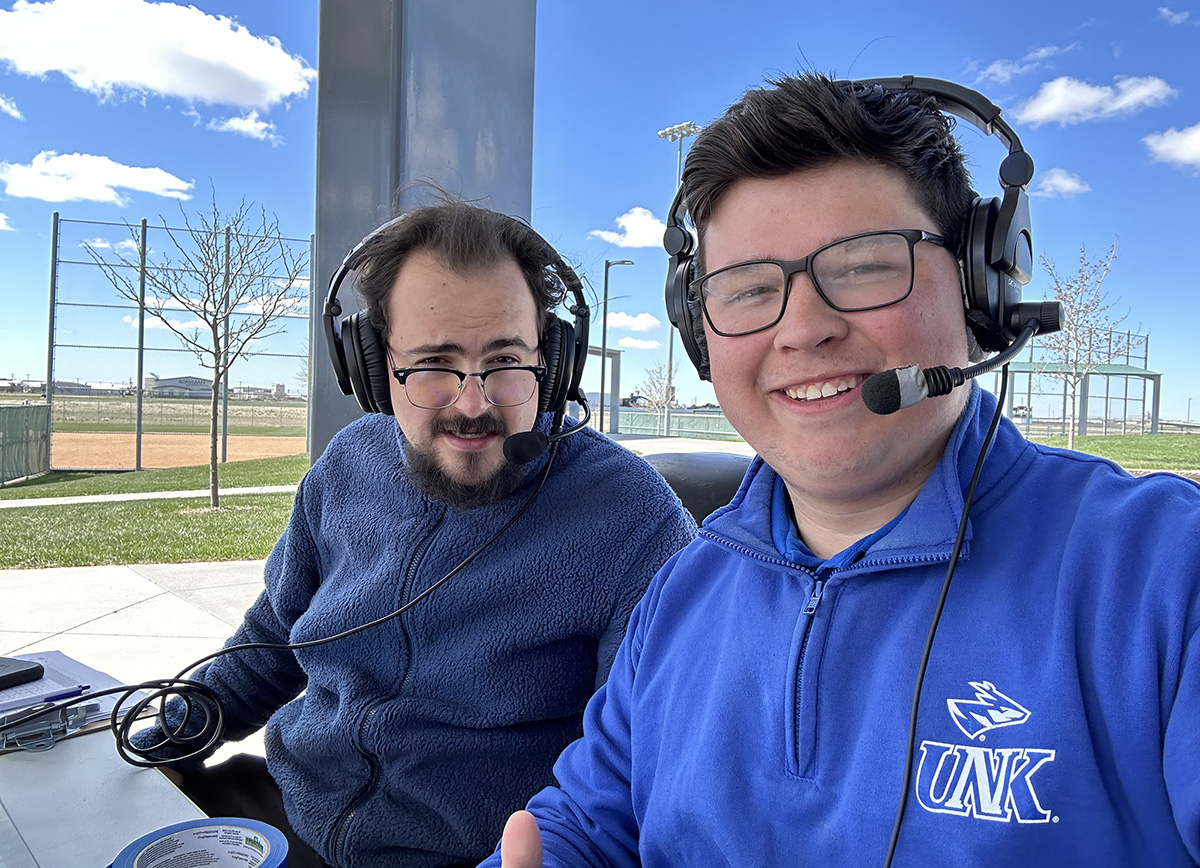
{"left": 861, "top": 301, "right": 1061, "bottom": 415}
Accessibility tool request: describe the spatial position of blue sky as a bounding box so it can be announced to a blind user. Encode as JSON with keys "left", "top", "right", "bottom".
{"left": 2, "top": 0, "right": 1199, "bottom": 421}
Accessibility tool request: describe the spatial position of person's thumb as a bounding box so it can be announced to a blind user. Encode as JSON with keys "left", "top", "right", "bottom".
{"left": 500, "top": 810, "right": 544, "bottom": 868}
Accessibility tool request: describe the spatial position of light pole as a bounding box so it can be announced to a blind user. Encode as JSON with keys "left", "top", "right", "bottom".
{"left": 657, "top": 121, "right": 703, "bottom": 434}
{"left": 600, "top": 259, "right": 633, "bottom": 432}
{"left": 1189, "top": 397, "right": 1193, "bottom": 425}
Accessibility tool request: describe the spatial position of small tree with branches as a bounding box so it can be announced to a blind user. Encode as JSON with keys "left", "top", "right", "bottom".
{"left": 1036, "top": 240, "right": 1129, "bottom": 449}
{"left": 636, "top": 360, "right": 680, "bottom": 436}
{"left": 86, "top": 194, "right": 308, "bottom": 506}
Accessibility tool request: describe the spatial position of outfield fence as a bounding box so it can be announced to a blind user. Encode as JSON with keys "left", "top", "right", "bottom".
{"left": 616, "top": 408, "right": 744, "bottom": 441}
{"left": 0, "top": 403, "right": 50, "bottom": 485}
{"left": 46, "top": 213, "right": 312, "bottom": 470}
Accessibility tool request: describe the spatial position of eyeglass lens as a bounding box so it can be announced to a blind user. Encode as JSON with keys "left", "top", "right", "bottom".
{"left": 700, "top": 231, "right": 916, "bottom": 335}
{"left": 405, "top": 368, "right": 539, "bottom": 409}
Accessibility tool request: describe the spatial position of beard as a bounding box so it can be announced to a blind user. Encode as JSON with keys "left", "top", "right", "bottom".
{"left": 401, "top": 411, "right": 524, "bottom": 509}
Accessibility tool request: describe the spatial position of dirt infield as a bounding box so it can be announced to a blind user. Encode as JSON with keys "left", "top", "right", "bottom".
{"left": 51, "top": 432, "right": 306, "bottom": 469}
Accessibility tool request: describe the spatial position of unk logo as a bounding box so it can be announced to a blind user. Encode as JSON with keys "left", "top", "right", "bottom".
{"left": 915, "top": 681, "right": 1056, "bottom": 824}
{"left": 947, "top": 680, "right": 1031, "bottom": 740}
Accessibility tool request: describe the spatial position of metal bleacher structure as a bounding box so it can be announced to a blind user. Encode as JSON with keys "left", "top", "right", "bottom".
{"left": 985, "top": 328, "right": 1167, "bottom": 438}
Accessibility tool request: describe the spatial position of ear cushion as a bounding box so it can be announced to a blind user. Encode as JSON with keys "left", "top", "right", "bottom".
{"left": 962, "top": 196, "right": 1009, "bottom": 353}
{"left": 685, "top": 291, "right": 711, "bottom": 382}
{"left": 538, "top": 316, "right": 571, "bottom": 415}
{"left": 346, "top": 313, "right": 394, "bottom": 415}
{"left": 664, "top": 249, "right": 712, "bottom": 382}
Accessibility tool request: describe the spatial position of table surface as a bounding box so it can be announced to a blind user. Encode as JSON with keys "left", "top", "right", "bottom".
{"left": 0, "top": 729, "right": 203, "bottom": 867}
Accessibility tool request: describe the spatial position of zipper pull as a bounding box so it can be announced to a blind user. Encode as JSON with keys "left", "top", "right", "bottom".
{"left": 803, "top": 579, "right": 824, "bottom": 615}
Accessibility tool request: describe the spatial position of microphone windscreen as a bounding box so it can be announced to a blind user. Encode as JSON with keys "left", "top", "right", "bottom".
{"left": 503, "top": 431, "right": 549, "bottom": 465}
{"left": 862, "top": 370, "right": 903, "bottom": 415}
{"left": 862, "top": 365, "right": 929, "bottom": 415}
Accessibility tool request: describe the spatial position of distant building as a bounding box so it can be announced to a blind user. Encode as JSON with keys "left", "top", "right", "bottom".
{"left": 53, "top": 380, "right": 94, "bottom": 396}
{"left": 144, "top": 373, "right": 221, "bottom": 399}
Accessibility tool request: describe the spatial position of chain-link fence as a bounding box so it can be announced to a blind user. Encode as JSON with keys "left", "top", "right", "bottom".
{"left": 617, "top": 408, "right": 743, "bottom": 440}
{"left": 46, "top": 213, "right": 312, "bottom": 470}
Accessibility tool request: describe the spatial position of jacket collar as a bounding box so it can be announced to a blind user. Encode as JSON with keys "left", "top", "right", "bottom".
{"left": 705, "top": 384, "right": 1027, "bottom": 570}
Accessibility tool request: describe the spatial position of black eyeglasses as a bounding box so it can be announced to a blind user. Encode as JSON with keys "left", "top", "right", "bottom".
{"left": 692, "top": 229, "right": 953, "bottom": 337}
{"left": 390, "top": 365, "right": 547, "bottom": 410}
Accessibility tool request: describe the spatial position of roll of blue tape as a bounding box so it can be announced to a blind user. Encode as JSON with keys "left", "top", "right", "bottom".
{"left": 107, "top": 817, "right": 288, "bottom": 868}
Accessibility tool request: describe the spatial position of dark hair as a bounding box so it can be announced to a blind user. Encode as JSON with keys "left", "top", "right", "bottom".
{"left": 682, "top": 73, "right": 975, "bottom": 268}
{"left": 352, "top": 200, "right": 568, "bottom": 340}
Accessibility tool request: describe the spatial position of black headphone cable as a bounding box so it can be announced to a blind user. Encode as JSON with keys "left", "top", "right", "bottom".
{"left": 880, "top": 366, "right": 1010, "bottom": 868}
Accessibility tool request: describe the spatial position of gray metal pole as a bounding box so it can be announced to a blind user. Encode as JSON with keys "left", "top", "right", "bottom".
{"left": 610, "top": 352, "right": 621, "bottom": 434}
{"left": 309, "top": 0, "right": 537, "bottom": 462}
{"left": 221, "top": 225, "right": 231, "bottom": 463}
{"left": 600, "top": 259, "right": 632, "bottom": 432}
{"left": 665, "top": 134, "right": 682, "bottom": 437}
{"left": 306, "top": 233, "right": 316, "bottom": 456}
{"left": 600, "top": 268, "right": 609, "bottom": 433}
{"left": 45, "top": 211, "right": 59, "bottom": 466}
{"left": 135, "top": 218, "right": 147, "bottom": 471}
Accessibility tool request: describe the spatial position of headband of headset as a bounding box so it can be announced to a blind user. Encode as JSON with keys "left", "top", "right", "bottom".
{"left": 323, "top": 210, "right": 591, "bottom": 416}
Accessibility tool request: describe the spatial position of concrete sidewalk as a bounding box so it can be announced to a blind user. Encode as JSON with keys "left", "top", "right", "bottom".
{"left": 0, "top": 559, "right": 273, "bottom": 759}
{"left": 0, "top": 485, "right": 299, "bottom": 510}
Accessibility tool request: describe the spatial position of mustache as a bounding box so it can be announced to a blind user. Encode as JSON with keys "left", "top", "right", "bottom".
{"left": 431, "top": 412, "right": 509, "bottom": 438}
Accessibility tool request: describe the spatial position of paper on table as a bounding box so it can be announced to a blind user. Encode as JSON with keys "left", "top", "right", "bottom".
{"left": 0, "top": 650, "right": 150, "bottom": 728}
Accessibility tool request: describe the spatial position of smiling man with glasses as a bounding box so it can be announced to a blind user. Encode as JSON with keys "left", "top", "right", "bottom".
{"left": 487, "top": 73, "right": 1200, "bottom": 868}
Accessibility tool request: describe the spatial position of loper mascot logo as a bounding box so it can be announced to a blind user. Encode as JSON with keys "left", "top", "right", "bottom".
{"left": 947, "top": 680, "right": 1032, "bottom": 740}
{"left": 915, "top": 680, "right": 1057, "bottom": 824}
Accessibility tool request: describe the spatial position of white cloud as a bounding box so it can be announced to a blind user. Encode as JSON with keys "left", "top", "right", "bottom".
{"left": 1013, "top": 76, "right": 1176, "bottom": 126}
{"left": 237, "top": 296, "right": 308, "bottom": 316}
{"left": 972, "top": 44, "right": 1077, "bottom": 85}
{"left": 0, "top": 94, "right": 21, "bottom": 120}
{"left": 606, "top": 311, "right": 661, "bottom": 332}
{"left": 0, "top": 0, "right": 315, "bottom": 111}
{"left": 116, "top": 239, "right": 142, "bottom": 254}
{"left": 1144, "top": 121, "right": 1200, "bottom": 170}
{"left": 207, "top": 110, "right": 282, "bottom": 146}
{"left": 124, "top": 314, "right": 206, "bottom": 331}
{"left": 618, "top": 337, "right": 661, "bottom": 350}
{"left": 1158, "top": 6, "right": 1190, "bottom": 25}
{"left": 588, "top": 207, "right": 667, "bottom": 248}
{"left": 1031, "top": 167, "right": 1091, "bottom": 198}
{"left": 81, "top": 237, "right": 111, "bottom": 249}
{"left": 0, "top": 150, "right": 193, "bottom": 205}
{"left": 0, "top": 213, "right": 12, "bottom": 231}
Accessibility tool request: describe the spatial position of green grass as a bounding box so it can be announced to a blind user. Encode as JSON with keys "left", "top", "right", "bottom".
{"left": 2, "top": 435, "right": 1196, "bottom": 570}
{"left": 0, "top": 493, "right": 295, "bottom": 568}
{"left": 1026, "top": 434, "right": 1200, "bottom": 470}
{"left": 0, "top": 454, "right": 309, "bottom": 500}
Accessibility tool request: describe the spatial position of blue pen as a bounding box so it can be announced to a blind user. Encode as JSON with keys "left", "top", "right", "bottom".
{"left": 42, "top": 684, "right": 90, "bottom": 702}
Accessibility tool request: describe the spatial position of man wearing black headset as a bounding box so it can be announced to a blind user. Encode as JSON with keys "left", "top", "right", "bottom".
{"left": 484, "top": 73, "right": 1200, "bottom": 867}
{"left": 132, "top": 200, "right": 696, "bottom": 868}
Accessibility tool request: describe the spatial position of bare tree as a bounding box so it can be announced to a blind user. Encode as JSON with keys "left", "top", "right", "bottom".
{"left": 86, "top": 194, "right": 308, "bottom": 506}
{"left": 1035, "top": 240, "right": 1128, "bottom": 449}
{"left": 636, "top": 360, "right": 680, "bottom": 436}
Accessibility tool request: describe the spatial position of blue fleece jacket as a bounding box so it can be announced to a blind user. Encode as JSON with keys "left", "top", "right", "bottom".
{"left": 488, "top": 385, "right": 1200, "bottom": 867}
{"left": 134, "top": 412, "right": 696, "bottom": 868}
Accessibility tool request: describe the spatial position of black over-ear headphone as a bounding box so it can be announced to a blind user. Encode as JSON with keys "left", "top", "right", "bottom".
{"left": 663, "top": 74, "right": 1038, "bottom": 381}
{"left": 323, "top": 213, "right": 591, "bottom": 421}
